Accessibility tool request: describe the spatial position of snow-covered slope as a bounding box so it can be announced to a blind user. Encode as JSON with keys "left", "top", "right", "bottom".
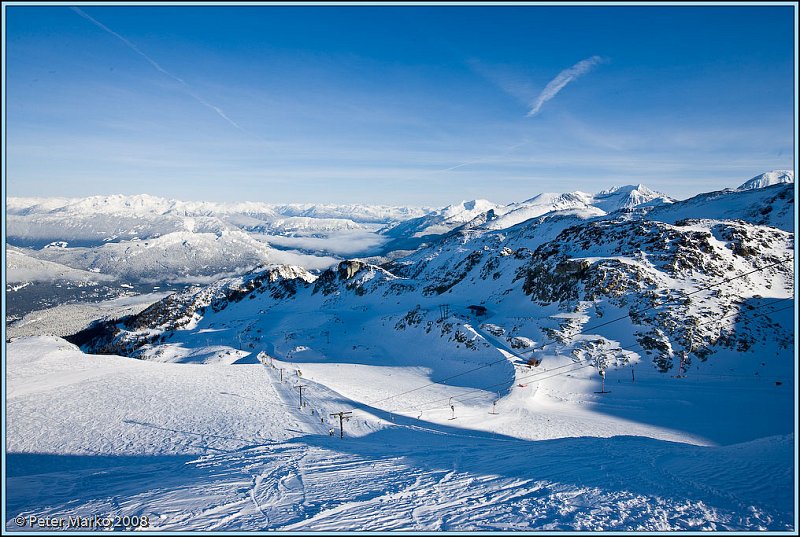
{"left": 6, "top": 195, "right": 426, "bottom": 282}
{"left": 6, "top": 316, "right": 794, "bottom": 531}
{"left": 6, "top": 173, "right": 796, "bottom": 532}
{"left": 481, "top": 184, "right": 671, "bottom": 233}
{"left": 645, "top": 183, "right": 794, "bottom": 232}
{"left": 7, "top": 195, "right": 427, "bottom": 248}
{"left": 6, "top": 246, "right": 114, "bottom": 285}
{"left": 382, "top": 199, "right": 501, "bottom": 238}
{"left": 480, "top": 193, "right": 603, "bottom": 231}
{"left": 589, "top": 183, "right": 673, "bottom": 212}
{"left": 78, "top": 209, "right": 793, "bottom": 384}
{"left": 29, "top": 229, "right": 337, "bottom": 282}
{"left": 385, "top": 185, "right": 673, "bottom": 240}
{"left": 737, "top": 170, "right": 794, "bottom": 191}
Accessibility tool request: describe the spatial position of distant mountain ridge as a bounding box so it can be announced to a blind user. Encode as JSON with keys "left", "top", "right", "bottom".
{"left": 381, "top": 199, "right": 501, "bottom": 239}
{"left": 7, "top": 195, "right": 432, "bottom": 223}
{"left": 736, "top": 170, "right": 794, "bottom": 191}
{"left": 71, "top": 178, "right": 793, "bottom": 379}
{"left": 591, "top": 184, "right": 674, "bottom": 212}
{"left": 383, "top": 183, "right": 674, "bottom": 239}
{"left": 6, "top": 171, "right": 794, "bottom": 287}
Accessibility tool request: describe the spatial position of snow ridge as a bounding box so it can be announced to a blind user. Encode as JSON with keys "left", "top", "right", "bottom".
{"left": 736, "top": 170, "right": 794, "bottom": 191}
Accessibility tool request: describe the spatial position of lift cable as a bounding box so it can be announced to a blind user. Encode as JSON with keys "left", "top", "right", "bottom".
{"left": 407, "top": 299, "right": 795, "bottom": 411}
{"left": 361, "top": 257, "right": 793, "bottom": 408}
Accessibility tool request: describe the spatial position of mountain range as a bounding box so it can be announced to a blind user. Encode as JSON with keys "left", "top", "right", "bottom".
{"left": 6, "top": 170, "right": 795, "bottom": 532}
{"left": 65, "top": 171, "right": 794, "bottom": 379}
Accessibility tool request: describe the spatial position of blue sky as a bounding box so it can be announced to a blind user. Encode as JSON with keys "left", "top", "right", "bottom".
{"left": 4, "top": 4, "right": 796, "bottom": 205}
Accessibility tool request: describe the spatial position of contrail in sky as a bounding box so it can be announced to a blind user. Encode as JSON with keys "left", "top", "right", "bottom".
{"left": 439, "top": 140, "right": 530, "bottom": 172}
{"left": 441, "top": 56, "right": 606, "bottom": 172}
{"left": 527, "top": 55, "right": 606, "bottom": 117}
{"left": 71, "top": 7, "right": 259, "bottom": 139}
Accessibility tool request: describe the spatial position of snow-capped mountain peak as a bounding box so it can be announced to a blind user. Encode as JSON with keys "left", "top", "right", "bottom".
{"left": 736, "top": 170, "right": 794, "bottom": 191}
{"left": 591, "top": 184, "right": 673, "bottom": 213}
{"left": 518, "top": 191, "right": 593, "bottom": 207}
{"left": 382, "top": 199, "right": 502, "bottom": 239}
{"left": 442, "top": 199, "right": 498, "bottom": 218}
{"left": 62, "top": 194, "right": 175, "bottom": 216}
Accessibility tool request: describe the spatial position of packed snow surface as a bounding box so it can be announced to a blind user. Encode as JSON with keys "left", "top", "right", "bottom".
{"left": 6, "top": 324, "right": 794, "bottom": 532}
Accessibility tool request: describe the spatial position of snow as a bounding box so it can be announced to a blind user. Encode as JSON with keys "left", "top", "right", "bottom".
{"left": 6, "top": 196, "right": 427, "bottom": 280}
{"left": 736, "top": 170, "right": 794, "bottom": 191}
{"left": 646, "top": 183, "right": 794, "bottom": 232}
{"left": 6, "top": 195, "right": 430, "bottom": 223}
{"left": 5, "top": 336, "right": 794, "bottom": 531}
{"left": 382, "top": 186, "right": 672, "bottom": 239}
{"left": 382, "top": 199, "right": 502, "bottom": 238}
{"left": 6, "top": 246, "right": 114, "bottom": 284}
{"left": 7, "top": 175, "right": 778, "bottom": 287}
{"left": 29, "top": 230, "right": 337, "bottom": 282}
{"left": 6, "top": 293, "right": 168, "bottom": 339}
{"left": 4, "top": 171, "right": 796, "bottom": 531}
{"left": 590, "top": 184, "right": 673, "bottom": 212}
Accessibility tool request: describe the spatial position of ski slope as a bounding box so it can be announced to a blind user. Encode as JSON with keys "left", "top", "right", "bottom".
{"left": 5, "top": 173, "right": 796, "bottom": 531}
{"left": 5, "top": 335, "right": 794, "bottom": 531}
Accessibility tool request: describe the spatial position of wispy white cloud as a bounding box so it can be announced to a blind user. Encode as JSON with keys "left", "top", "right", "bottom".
{"left": 467, "top": 59, "right": 537, "bottom": 105}
{"left": 254, "top": 230, "right": 389, "bottom": 257}
{"left": 527, "top": 56, "right": 606, "bottom": 117}
{"left": 70, "top": 7, "right": 266, "bottom": 142}
{"left": 451, "top": 56, "right": 607, "bottom": 171}
{"left": 438, "top": 139, "right": 530, "bottom": 172}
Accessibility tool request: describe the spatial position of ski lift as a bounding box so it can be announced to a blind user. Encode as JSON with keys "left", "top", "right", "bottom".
{"left": 595, "top": 367, "right": 610, "bottom": 394}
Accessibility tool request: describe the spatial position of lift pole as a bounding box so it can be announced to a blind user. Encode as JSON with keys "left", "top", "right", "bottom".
{"left": 296, "top": 384, "right": 306, "bottom": 409}
{"left": 595, "top": 368, "right": 610, "bottom": 394}
{"left": 330, "top": 411, "right": 352, "bottom": 439}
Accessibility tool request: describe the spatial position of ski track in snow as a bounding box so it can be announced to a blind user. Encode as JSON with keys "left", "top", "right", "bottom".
{"left": 5, "top": 337, "right": 794, "bottom": 532}
{"left": 5, "top": 180, "right": 796, "bottom": 532}
{"left": 9, "top": 437, "right": 789, "bottom": 531}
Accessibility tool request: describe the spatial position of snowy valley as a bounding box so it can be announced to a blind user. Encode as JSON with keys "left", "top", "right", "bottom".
{"left": 4, "top": 171, "right": 797, "bottom": 532}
